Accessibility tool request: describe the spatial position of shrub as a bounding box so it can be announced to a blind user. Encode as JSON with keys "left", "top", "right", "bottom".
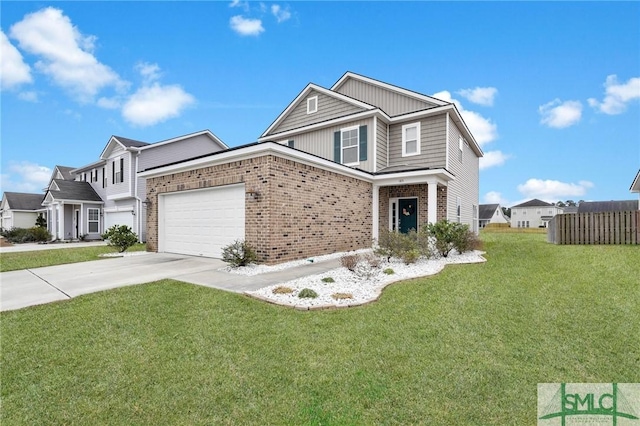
{"left": 101, "top": 225, "right": 139, "bottom": 253}
{"left": 426, "top": 220, "right": 470, "bottom": 258}
{"left": 321, "top": 277, "right": 335, "bottom": 283}
{"left": 375, "top": 229, "right": 433, "bottom": 262}
{"left": 383, "top": 268, "right": 395, "bottom": 275}
{"left": 35, "top": 215, "right": 47, "bottom": 228}
{"left": 362, "top": 252, "right": 381, "bottom": 268}
{"left": 453, "top": 228, "right": 483, "bottom": 254}
{"left": 340, "top": 254, "right": 360, "bottom": 272}
{"left": 401, "top": 248, "right": 421, "bottom": 265}
{"left": 331, "top": 293, "right": 353, "bottom": 300}
{"left": 272, "top": 286, "right": 293, "bottom": 294}
{"left": 221, "top": 239, "right": 257, "bottom": 267}
{"left": 28, "top": 226, "right": 51, "bottom": 243}
{"left": 298, "top": 288, "right": 318, "bottom": 298}
{"left": 1, "top": 227, "right": 51, "bottom": 243}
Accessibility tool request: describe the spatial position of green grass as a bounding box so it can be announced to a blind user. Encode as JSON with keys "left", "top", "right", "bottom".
{"left": 2, "top": 234, "right": 638, "bottom": 425}
{"left": 0, "top": 244, "right": 146, "bottom": 272}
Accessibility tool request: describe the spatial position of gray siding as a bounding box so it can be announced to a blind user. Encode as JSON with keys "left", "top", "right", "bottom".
{"left": 376, "top": 118, "right": 388, "bottom": 171}
{"left": 105, "top": 146, "right": 131, "bottom": 199}
{"left": 279, "top": 117, "right": 375, "bottom": 172}
{"left": 386, "top": 114, "right": 447, "bottom": 170}
{"left": 270, "top": 90, "right": 365, "bottom": 135}
{"left": 336, "top": 79, "right": 438, "bottom": 116}
{"left": 446, "top": 115, "right": 479, "bottom": 229}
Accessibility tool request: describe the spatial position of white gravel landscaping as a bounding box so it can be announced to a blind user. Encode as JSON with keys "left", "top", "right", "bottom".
{"left": 98, "top": 251, "right": 152, "bottom": 258}
{"left": 246, "top": 250, "right": 486, "bottom": 309}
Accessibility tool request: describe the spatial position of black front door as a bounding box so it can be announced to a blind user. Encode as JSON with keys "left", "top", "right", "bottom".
{"left": 398, "top": 198, "right": 418, "bottom": 233}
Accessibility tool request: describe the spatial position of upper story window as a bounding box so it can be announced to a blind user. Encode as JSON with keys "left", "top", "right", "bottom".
{"left": 458, "top": 136, "right": 464, "bottom": 162}
{"left": 112, "top": 158, "right": 124, "bottom": 184}
{"left": 102, "top": 167, "right": 107, "bottom": 188}
{"left": 307, "top": 96, "right": 318, "bottom": 114}
{"left": 340, "top": 126, "right": 359, "bottom": 165}
{"left": 402, "top": 122, "right": 421, "bottom": 157}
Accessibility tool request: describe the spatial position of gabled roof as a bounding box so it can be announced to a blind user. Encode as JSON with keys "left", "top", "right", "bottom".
{"left": 577, "top": 200, "right": 638, "bottom": 213}
{"left": 44, "top": 180, "right": 103, "bottom": 203}
{"left": 479, "top": 204, "right": 499, "bottom": 220}
{"left": 139, "top": 129, "right": 228, "bottom": 151}
{"left": 331, "top": 71, "right": 449, "bottom": 107}
{"left": 512, "top": 199, "right": 554, "bottom": 208}
{"left": 2, "top": 192, "right": 45, "bottom": 211}
{"left": 631, "top": 169, "right": 640, "bottom": 193}
{"left": 100, "top": 136, "right": 149, "bottom": 159}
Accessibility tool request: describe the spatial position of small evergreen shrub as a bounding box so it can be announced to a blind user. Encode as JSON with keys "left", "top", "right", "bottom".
{"left": 272, "top": 286, "right": 293, "bottom": 294}
{"left": 1, "top": 227, "right": 51, "bottom": 243}
{"left": 426, "top": 220, "right": 470, "bottom": 258}
{"left": 221, "top": 239, "right": 257, "bottom": 267}
{"left": 331, "top": 292, "right": 353, "bottom": 300}
{"left": 383, "top": 268, "right": 395, "bottom": 275}
{"left": 35, "top": 215, "right": 47, "bottom": 228}
{"left": 298, "top": 288, "right": 318, "bottom": 298}
{"left": 102, "top": 225, "right": 139, "bottom": 253}
{"left": 401, "top": 248, "right": 420, "bottom": 265}
{"left": 321, "top": 277, "right": 335, "bottom": 283}
{"left": 340, "top": 254, "right": 360, "bottom": 272}
{"left": 453, "top": 228, "right": 483, "bottom": 254}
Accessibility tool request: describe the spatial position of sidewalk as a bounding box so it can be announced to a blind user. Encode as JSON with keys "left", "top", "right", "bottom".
{"left": 0, "top": 240, "right": 108, "bottom": 253}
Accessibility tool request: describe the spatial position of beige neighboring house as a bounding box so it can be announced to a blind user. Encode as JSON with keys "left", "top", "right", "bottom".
{"left": 0, "top": 192, "right": 46, "bottom": 230}
{"left": 478, "top": 204, "right": 510, "bottom": 228}
{"left": 631, "top": 169, "right": 640, "bottom": 209}
{"left": 510, "top": 199, "right": 563, "bottom": 228}
{"left": 140, "top": 72, "right": 483, "bottom": 264}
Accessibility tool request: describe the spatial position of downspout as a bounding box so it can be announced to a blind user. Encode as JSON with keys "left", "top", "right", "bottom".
{"left": 133, "top": 149, "right": 143, "bottom": 243}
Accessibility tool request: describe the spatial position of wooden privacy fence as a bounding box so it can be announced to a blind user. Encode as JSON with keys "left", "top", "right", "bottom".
{"left": 548, "top": 211, "right": 640, "bottom": 244}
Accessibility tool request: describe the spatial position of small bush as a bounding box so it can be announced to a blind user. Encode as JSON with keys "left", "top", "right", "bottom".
{"left": 321, "top": 277, "right": 335, "bottom": 283}
{"left": 340, "top": 254, "right": 360, "bottom": 272}
{"left": 272, "top": 286, "right": 293, "bottom": 294}
{"left": 401, "top": 248, "right": 421, "bottom": 265}
{"left": 35, "top": 215, "right": 47, "bottom": 228}
{"left": 298, "top": 288, "right": 318, "bottom": 299}
{"left": 362, "top": 252, "right": 381, "bottom": 268}
{"left": 453, "top": 229, "right": 483, "bottom": 254}
{"left": 375, "top": 229, "right": 433, "bottom": 262}
{"left": 102, "top": 225, "right": 138, "bottom": 253}
{"left": 1, "top": 227, "right": 51, "bottom": 243}
{"left": 221, "top": 239, "right": 257, "bottom": 267}
{"left": 426, "top": 220, "right": 470, "bottom": 258}
{"left": 331, "top": 293, "right": 353, "bottom": 300}
{"left": 383, "top": 268, "right": 395, "bottom": 275}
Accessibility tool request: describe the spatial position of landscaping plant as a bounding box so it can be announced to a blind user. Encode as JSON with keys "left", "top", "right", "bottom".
{"left": 221, "top": 239, "right": 257, "bottom": 267}
{"left": 101, "top": 225, "right": 139, "bottom": 253}
{"left": 426, "top": 220, "right": 470, "bottom": 257}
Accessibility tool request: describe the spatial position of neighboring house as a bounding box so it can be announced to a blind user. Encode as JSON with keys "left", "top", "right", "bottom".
{"left": 0, "top": 192, "right": 46, "bottom": 230}
{"left": 510, "top": 199, "right": 563, "bottom": 228}
{"left": 140, "top": 72, "right": 483, "bottom": 264}
{"left": 631, "top": 169, "right": 640, "bottom": 209}
{"left": 478, "top": 204, "right": 510, "bottom": 228}
{"left": 43, "top": 131, "right": 227, "bottom": 241}
{"left": 577, "top": 200, "right": 639, "bottom": 213}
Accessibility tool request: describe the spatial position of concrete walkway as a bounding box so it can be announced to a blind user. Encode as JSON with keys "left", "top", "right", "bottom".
{"left": 0, "top": 240, "right": 108, "bottom": 253}
{"left": 0, "top": 251, "right": 341, "bottom": 312}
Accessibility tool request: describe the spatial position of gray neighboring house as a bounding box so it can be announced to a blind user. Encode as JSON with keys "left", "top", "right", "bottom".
{"left": 43, "top": 131, "right": 227, "bottom": 241}
{"left": 631, "top": 169, "right": 640, "bottom": 209}
{"left": 0, "top": 192, "right": 46, "bottom": 230}
{"left": 478, "top": 203, "right": 510, "bottom": 228}
{"left": 577, "top": 200, "right": 639, "bottom": 213}
{"left": 510, "top": 199, "right": 563, "bottom": 228}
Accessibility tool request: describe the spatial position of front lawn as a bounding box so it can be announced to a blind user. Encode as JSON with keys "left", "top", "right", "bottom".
{"left": 1, "top": 233, "right": 638, "bottom": 425}
{"left": 0, "top": 243, "right": 146, "bottom": 272}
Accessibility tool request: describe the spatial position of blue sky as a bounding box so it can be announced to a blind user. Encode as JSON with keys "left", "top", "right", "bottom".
{"left": 1, "top": 1, "right": 639, "bottom": 207}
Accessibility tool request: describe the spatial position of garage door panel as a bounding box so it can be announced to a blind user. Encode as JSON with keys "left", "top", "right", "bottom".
{"left": 160, "top": 185, "right": 245, "bottom": 258}
{"left": 105, "top": 212, "right": 134, "bottom": 231}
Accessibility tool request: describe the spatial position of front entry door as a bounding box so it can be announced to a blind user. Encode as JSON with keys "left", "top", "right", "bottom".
{"left": 74, "top": 209, "right": 80, "bottom": 239}
{"left": 398, "top": 198, "right": 418, "bottom": 233}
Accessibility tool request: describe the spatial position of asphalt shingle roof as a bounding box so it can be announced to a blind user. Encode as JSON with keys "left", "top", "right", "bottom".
{"left": 3, "top": 192, "right": 45, "bottom": 210}
{"left": 113, "top": 136, "right": 149, "bottom": 148}
{"left": 48, "top": 180, "right": 103, "bottom": 202}
{"left": 479, "top": 204, "right": 499, "bottom": 220}
{"left": 512, "top": 198, "right": 554, "bottom": 208}
{"left": 577, "top": 200, "right": 638, "bottom": 213}
{"left": 56, "top": 166, "right": 76, "bottom": 181}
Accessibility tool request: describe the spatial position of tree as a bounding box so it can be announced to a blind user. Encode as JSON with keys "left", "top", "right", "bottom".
{"left": 501, "top": 207, "right": 511, "bottom": 217}
{"left": 556, "top": 201, "right": 566, "bottom": 207}
{"left": 35, "top": 215, "right": 46, "bottom": 228}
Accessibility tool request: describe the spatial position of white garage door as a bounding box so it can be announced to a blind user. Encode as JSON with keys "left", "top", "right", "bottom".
{"left": 104, "top": 211, "right": 134, "bottom": 231}
{"left": 160, "top": 184, "right": 245, "bottom": 258}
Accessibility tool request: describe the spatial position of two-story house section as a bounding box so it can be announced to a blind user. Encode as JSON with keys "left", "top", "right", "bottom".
{"left": 259, "top": 72, "right": 483, "bottom": 234}
{"left": 66, "top": 130, "right": 227, "bottom": 241}
{"left": 510, "top": 199, "right": 563, "bottom": 228}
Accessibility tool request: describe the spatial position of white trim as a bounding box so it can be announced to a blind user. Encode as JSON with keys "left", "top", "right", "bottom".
{"left": 104, "top": 206, "right": 134, "bottom": 213}
{"left": 373, "top": 115, "right": 378, "bottom": 173}
{"left": 307, "top": 96, "right": 318, "bottom": 114}
{"left": 445, "top": 112, "right": 450, "bottom": 170}
{"left": 87, "top": 207, "right": 100, "bottom": 234}
{"left": 428, "top": 184, "right": 438, "bottom": 224}
{"left": 137, "top": 129, "right": 228, "bottom": 151}
{"left": 340, "top": 125, "right": 360, "bottom": 166}
{"left": 401, "top": 122, "right": 421, "bottom": 157}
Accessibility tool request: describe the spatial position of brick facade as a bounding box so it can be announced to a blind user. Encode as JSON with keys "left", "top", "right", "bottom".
{"left": 145, "top": 155, "right": 373, "bottom": 264}
{"left": 377, "top": 184, "right": 447, "bottom": 234}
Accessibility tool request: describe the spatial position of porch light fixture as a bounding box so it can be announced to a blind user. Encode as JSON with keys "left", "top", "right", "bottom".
{"left": 142, "top": 198, "right": 152, "bottom": 208}
{"left": 246, "top": 188, "right": 261, "bottom": 201}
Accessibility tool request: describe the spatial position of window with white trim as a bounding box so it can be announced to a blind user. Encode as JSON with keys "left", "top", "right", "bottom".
{"left": 102, "top": 167, "right": 107, "bottom": 188}
{"left": 113, "top": 158, "right": 123, "bottom": 184}
{"left": 341, "top": 126, "right": 359, "bottom": 165}
{"left": 402, "top": 122, "right": 421, "bottom": 157}
{"left": 458, "top": 136, "right": 464, "bottom": 162}
{"left": 307, "top": 96, "right": 318, "bottom": 114}
{"left": 88, "top": 208, "right": 99, "bottom": 233}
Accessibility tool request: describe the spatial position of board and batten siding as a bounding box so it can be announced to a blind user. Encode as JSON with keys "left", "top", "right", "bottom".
{"left": 279, "top": 118, "right": 375, "bottom": 172}
{"left": 105, "top": 146, "right": 131, "bottom": 199}
{"left": 335, "top": 79, "right": 438, "bottom": 117}
{"left": 376, "top": 118, "right": 388, "bottom": 171}
{"left": 386, "top": 115, "right": 447, "bottom": 170}
{"left": 446, "top": 115, "right": 479, "bottom": 229}
{"left": 272, "top": 90, "right": 366, "bottom": 134}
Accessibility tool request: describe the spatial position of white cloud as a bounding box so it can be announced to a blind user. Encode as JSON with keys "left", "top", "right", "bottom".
{"left": 483, "top": 191, "right": 510, "bottom": 206}
{"left": 457, "top": 87, "right": 498, "bottom": 106}
{"left": 517, "top": 178, "right": 594, "bottom": 202}
{"left": 9, "top": 7, "right": 125, "bottom": 102}
{"left": 432, "top": 90, "right": 498, "bottom": 147}
{"left": 229, "top": 0, "right": 250, "bottom": 12}
{"left": 0, "top": 161, "right": 52, "bottom": 193}
{"left": 230, "top": 15, "right": 265, "bottom": 36}
{"left": 136, "top": 62, "right": 161, "bottom": 83}
{"left": 122, "top": 83, "right": 195, "bottom": 127}
{"left": 18, "top": 91, "right": 38, "bottom": 102}
{"left": 539, "top": 99, "right": 582, "bottom": 128}
{"left": 0, "top": 30, "right": 32, "bottom": 90}
{"left": 479, "top": 150, "right": 510, "bottom": 170}
{"left": 96, "top": 96, "right": 121, "bottom": 109}
{"left": 587, "top": 75, "right": 640, "bottom": 115}
{"left": 271, "top": 5, "right": 291, "bottom": 23}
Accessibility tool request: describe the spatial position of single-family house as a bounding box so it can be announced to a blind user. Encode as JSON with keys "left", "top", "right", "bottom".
{"left": 140, "top": 72, "right": 483, "bottom": 264}
{"left": 510, "top": 199, "right": 563, "bottom": 228}
{"left": 577, "top": 200, "right": 639, "bottom": 213}
{"left": 631, "top": 169, "right": 640, "bottom": 209}
{"left": 43, "top": 131, "right": 227, "bottom": 241}
{"left": 478, "top": 204, "right": 510, "bottom": 228}
{"left": 0, "top": 192, "right": 46, "bottom": 230}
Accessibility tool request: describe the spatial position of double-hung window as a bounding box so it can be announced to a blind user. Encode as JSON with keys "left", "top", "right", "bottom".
{"left": 88, "top": 208, "right": 99, "bottom": 233}
{"left": 113, "top": 158, "right": 124, "bottom": 184}
{"left": 341, "top": 126, "right": 359, "bottom": 165}
{"left": 102, "top": 167, "right": 107, "bottom": 188}
{"left": 402, "top": 122, "right": 420, "bottom": 157}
